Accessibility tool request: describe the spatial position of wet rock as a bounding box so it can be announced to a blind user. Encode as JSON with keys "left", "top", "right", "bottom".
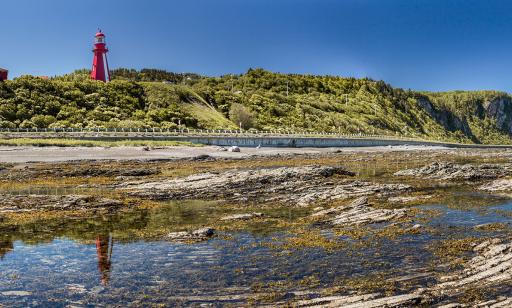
{"left": 471, "top": 296, "right": 512, "bottom": 307}
{"left": 117, "top": 168, "right": 160, "bottom": 176}
{"left": 394, "top": 161, "right": 512, "bottom": 181}
{"left": 292, "top": 292, "right": 422, "bottom": 307}
{"left": 435, "top": 239, "right": 512, "bottom": 292}
{"left": 122, "top": 165, "right": 363, "bottom": 206}
{"left": 408, "top": 238, "right": 512, "bottom": 303}
{"left": 4, "top": 163, "right": 161, "bottom": 181}
{"left": 293, "top": 181, "right": 410, "bottom": 207}
{"left": 436, "top": 304, "right": 461, "bottom": 308}
{"left": 90, "top": 286, "right": 105, "bottom": 294}
{"left": 66, "top": 284, "right": 87, "bottom": 294}
{"left": 311, "top": 196, "right": 368, "bottom": 218}
{"left": 220, "top": 212, "right": 263, "bottom": 221}
{"left": 1, "top": 291, "right": 32, "bottom": 296}
{"left": 0, "top": 194, "right": 123, "bottom": 213}
{"left": 165, "top": 227, "right": 215, "bottom": 243}
{"left": 190, "top": 154, "right": 213, "bottom": 161}
{"left": 388, "top": 195, "right": 433, "bottom": 204}
{"left": 479, "top": 178, "right": 512, "bottom": 191}
{"left": 313, "top": 197, "right": 408, "bottom": 226}
{"left": 410, "top": 224, "right": 423, "bottom": 230}
{"left": 290, "top": 243, "right": 512, "bottom": 308}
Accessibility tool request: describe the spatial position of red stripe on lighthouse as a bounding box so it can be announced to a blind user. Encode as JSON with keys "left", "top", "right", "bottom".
{"left": 91, "top": 30, "right": 109, "bottom": 82}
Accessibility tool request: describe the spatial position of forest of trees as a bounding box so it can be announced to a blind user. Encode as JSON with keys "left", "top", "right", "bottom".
{"left": 0, "top": 68, "right": 511, "bottom": 144}
{"left": 111, "top": 68, "right": 202, "bottom": 84}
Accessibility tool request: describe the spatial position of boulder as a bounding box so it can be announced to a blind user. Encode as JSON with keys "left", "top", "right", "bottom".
{"left": 228, "top": 146, "right": 241, "bottom": 152}
{"left": 165, "top": 227, "right": 215, "bottom": 243}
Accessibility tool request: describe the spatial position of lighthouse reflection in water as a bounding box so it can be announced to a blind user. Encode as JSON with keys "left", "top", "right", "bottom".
{"left": 95, "top": 233, "right": 113, "bottom": 285}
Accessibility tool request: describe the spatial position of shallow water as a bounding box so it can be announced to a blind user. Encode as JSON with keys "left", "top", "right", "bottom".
{"left": 1, "top": 194, "right": 511, "bottom": 306}
{"left": 2, "top": 156, "right": 512, "bottom": 306}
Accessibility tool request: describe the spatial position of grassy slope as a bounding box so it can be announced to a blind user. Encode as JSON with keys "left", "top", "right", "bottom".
{"left": 2, "top": 70, "right": 512, "bottom": 144}
{"left": 182, "top": 103, "right": 236, "bottom": 129}
{"left": 184, "top": 71, "right": 512, "bottom": 144}
{"left": 140, "top": 82, "right": 236, "bottom": 130}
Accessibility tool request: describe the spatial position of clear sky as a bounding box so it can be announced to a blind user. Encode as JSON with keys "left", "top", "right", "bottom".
{"left": 2, "top": 0, "right": 512, "bottom": 92}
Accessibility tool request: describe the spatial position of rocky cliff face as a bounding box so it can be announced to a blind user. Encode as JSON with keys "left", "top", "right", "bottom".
{"left": 417, "top": 97, "right": 474, "bottom": 138}
{"left": 484, "top": 96, "right": 512, "bottom": 134}
{"left": 416, "top": 94, "right": 512, "bottom": 143}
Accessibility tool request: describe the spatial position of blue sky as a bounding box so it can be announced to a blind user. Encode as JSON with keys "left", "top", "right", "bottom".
{"left": 2, "top": 0, "right": 512, "bottom": 92}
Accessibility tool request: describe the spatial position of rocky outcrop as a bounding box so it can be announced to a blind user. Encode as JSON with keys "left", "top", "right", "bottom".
{"left": 479, "top": 178, "right": 512, "bottom": 191}
{"left": 416, "top": 95, "right": 512, "bottom": 140}
{"left": 417, "top": 97, "right": 473, "bottom": 137}
{"left": 433, "top": 239, "right": 512, "bottom": 293}
{"left": 484, "top": 96, "right": 512, "bottom": 134}
{"left": 388, "top": 195, "right": 433, "bottom": 204}
{"left": 120, "top": 165, "right": 409, "bottom": 206}
{"left": 394, "top": 162, "right": 512, "bottom": 181}
{"left": 165, "top": 227, "right": 215, "bottom": 243}
{"left": 287, "top": 238, "right": 512, "bottom": 307}
{"left": 220, "top": 213, "right": 263, "bottom": 221}
{"left": 292, "top": 293, "right": 422, "bottom": 308}
{"left": 4, "top": 164, "right": 160, "bottom": 181}
{"left": 312, "top": 197, "right": 408, "bottom": 226}
{"left": 470, "top": 297, "right": 512, "bottom": 307}
{"left": 0, "top": 194, "right": 123, "bottom": 212}
{"left": 291, "top": 181, "right": 411, "bottom": 207}
{"left": 123, "top": 165, "right": 352, "bottom": 194}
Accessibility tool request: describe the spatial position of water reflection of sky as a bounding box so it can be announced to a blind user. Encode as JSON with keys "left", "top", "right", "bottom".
{"left": 0, "top": 198, "right": 511, "bottom": 305}
{"left": 421, "top": 202, "right": 512, "bottom": 228}
{"left": 0, "top": 230, "right": 437, "bottom": 306}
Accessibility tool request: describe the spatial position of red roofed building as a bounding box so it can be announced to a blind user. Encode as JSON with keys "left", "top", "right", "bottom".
{"left": 0, "top": 68, "right": 7, "bottom": 81}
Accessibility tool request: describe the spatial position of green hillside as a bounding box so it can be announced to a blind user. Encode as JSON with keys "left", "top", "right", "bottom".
{"left": 1, "top": 68, "right": 512, "bottom": 144}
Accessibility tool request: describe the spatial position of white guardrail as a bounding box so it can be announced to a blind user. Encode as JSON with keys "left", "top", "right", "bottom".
{"left": 0, "top": 127, "right": 452, "bottom": 144}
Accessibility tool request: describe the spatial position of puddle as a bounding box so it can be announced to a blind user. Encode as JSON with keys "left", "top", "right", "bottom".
{"left": 420, "top": 204, "right": 510, "bottom": 227}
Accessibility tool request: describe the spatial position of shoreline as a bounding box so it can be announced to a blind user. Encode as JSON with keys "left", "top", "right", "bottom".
{"left": 0, "top": 145, "right": 456, "bottom": 163}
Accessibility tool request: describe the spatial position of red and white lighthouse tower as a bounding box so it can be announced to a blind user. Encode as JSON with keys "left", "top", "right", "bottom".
{"left": 91, "top": 30, "right": 110, "bottom": 82}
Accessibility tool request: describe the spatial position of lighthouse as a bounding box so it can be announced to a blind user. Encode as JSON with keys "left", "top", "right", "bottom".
{"left": 91, "top": 30, "right": 110, "bottom": 82}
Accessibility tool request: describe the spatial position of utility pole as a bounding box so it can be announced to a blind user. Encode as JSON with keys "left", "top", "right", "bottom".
{"left": 343, "top": 94, "right": 349, "bottom": 105}
{"left": 286, "top": 81, "right": 289, "bottom": 97}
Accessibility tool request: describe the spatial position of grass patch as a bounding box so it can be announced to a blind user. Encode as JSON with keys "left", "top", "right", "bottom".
{"left": 183, "top": 102, "right": 237, "bottom": 129}
{"left": 0, "top": 138, "right": 200, "bottom": 147}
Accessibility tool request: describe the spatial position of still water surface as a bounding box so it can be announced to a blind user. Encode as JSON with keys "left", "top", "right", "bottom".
{"left": 1, "top": 192, "right": 511, "bottom": 306}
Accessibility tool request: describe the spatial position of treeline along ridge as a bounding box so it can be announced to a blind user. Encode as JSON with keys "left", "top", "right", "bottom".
{"left": 1, "top": 68, "right": 512, "bottom": 144}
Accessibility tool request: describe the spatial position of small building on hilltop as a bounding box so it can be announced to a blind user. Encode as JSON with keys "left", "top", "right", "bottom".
{"left": 0, "top": 68, "right": 7, "bottom": 81}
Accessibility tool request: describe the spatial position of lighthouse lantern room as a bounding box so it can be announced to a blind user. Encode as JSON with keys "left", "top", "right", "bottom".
{"left": 91, "top": 30, "right": 110, "bottom": 82}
